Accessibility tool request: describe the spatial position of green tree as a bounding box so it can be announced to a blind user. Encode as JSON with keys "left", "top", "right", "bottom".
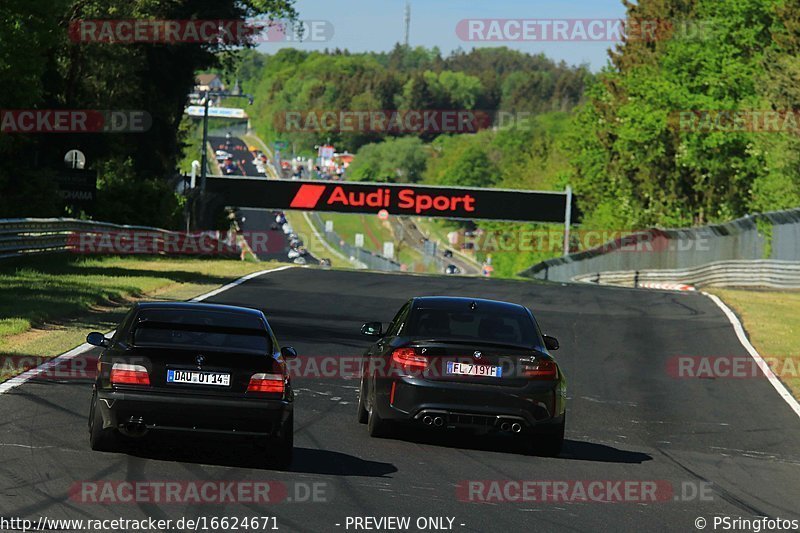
{"left": 348, "top": 137, "right": 428, "bottom": 183}
{"left": 566, "top": 0, "right": 793, "bottom": 229}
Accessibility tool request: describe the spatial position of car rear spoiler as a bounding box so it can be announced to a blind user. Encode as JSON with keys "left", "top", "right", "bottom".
{"left": 133, "top": 320, "right": 268, "bottom": 336}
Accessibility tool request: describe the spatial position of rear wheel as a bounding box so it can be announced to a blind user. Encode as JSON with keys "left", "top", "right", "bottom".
{"left": 267, "top": 413, "right": 293, "bottom": 470}
{"left": 356, "top": 376, "right": 368, "bottom": 424}
{"left": 367, "top": 388, "right": 393, "bottom": 438}
{"left": 88, "top": 392, "right": 119, "bottom": 452}
{"left": 528, "top": 416, "right": 565, "bottom": 457}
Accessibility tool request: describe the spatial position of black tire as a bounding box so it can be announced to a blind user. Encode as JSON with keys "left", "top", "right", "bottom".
{"left": 88, "top": 392, "right": 119, "bottom": 452}
{"left": 529, "top": 416, "right": 565, "bottom": 457}
{"left": 367, "top": 388, "right": 393, "bottom": 438}
{"left": 267, "top": 413, "right": 293, "bottom": 470}
{"left": 356, "top": 376, "right": 368, "bottom": 424}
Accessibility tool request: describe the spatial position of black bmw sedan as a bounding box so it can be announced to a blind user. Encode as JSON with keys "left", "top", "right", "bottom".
{"left": 86, "top": 302, "right": 297, "bottom": 468}
{"left": 356, "top": 296, "right": 566, "bottom": 456}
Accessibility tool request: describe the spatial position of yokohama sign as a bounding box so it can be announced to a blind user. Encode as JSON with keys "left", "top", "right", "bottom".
{"left": 205, "top": 178, "right": 579, "bottom": 223}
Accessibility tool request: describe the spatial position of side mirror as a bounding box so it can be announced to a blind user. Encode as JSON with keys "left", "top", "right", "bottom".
{"left": 361, "top": 322, "right": 382, "bottom": 337}
{"left": 87, "top": 332, "right": 110, "bottom": 348}
{"left": 281, "top": 346, "right": 298, "bottom": 359}
{"left": 543, "top": 335, "right": 559, "bottom": 351}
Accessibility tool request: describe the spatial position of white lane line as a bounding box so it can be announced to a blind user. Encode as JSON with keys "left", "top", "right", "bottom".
{"left": 0, "top": 340, "right": 107, "bottom": 395}
{"left": 0, "top": 265, "right": 294, "bottom": 396}
{"left": 190, "top": 265, "right": 294, "bottom": 302}
{"left": 703, "top": 291, "right": 800, "bottom": 420}
{"left": 0, "top": 443, "right": 53, "bottom": 449}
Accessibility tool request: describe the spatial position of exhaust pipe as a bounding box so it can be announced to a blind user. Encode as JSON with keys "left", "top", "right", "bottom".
{"left": 511, "top": 422, "right": 522, "bottom": 433}
{"left": 120, "top": 422, "right": 147, "bottom": 437}
{"left": 500, "top": 422, "right": 511, "bottom": 431}
{"left": 433, "top": 416, "right": 444, "bottom": 427}
{"left": 422, "top": 415, "right": 433, "bottom": 425}
{"left": 119, "top": 417, "right": 147, "bottom": 437}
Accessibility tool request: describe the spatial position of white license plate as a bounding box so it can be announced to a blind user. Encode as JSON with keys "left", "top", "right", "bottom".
{"left": 446, "top": 362, "right": 502, "bottom": 377}
{"left": 167, "top": 369, "right": 230, "bottom": 386}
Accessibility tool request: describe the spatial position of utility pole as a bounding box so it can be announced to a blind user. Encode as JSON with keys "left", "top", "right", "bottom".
{"left": 200, "top": 94, "right": 210, "bottom": 194}
{"left": 404, "top": 1, "right": 411, "bottom": 48}
{"left": 562, "top": 185, "right": 573, "bottom": 256}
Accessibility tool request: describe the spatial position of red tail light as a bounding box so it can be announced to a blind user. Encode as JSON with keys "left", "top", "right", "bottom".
{"left": 391, "top": 347, "right": 428, "bottom": 371}
{"left": 110, "top": 363, "right": 150, "bottom": 386}
{"left": 247, "top": 373, "right": 285, "bottom": 393}
{"left": 522, "top": 359, "right": 558, "bottom": 380}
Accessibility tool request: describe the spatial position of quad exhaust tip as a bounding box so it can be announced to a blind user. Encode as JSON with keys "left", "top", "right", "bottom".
{"left": 120, "top": 418, "right": 148, "bottom": 437}
{"left": 500, "top": 422, "right": 511, "bottom": 431}
{"left": 433, "top": 416, "right": 444, "bottom": 427}
{"left": 422, "top": 415, "right": 433, "bottom": 425}
{"left": 511, "top": 422, "right": 522, "bottom": 433}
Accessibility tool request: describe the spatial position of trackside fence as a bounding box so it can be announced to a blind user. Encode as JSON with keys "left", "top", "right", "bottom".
{"left": 521, "top": 207, "right": 800, "bottom": 288}
{"left": 572, "top": 260, "right": 800, "bottom": 289}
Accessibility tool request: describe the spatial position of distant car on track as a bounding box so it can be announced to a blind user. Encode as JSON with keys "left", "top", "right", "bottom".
{"left": 87, "top": 302, "right": 297, "bottom": 468}
{"left": 444, "top": 264, "right": 461, "bottom": 275}
{"left": 357, "top": 296, "right": 566, "bottom": 456}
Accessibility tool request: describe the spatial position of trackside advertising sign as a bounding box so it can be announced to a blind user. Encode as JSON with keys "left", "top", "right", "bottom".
{"left": 205, "top": 178, "right": 579, "bottom": 223}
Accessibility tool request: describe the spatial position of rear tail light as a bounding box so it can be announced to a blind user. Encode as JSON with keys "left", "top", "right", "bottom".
{"left": 521, "top": 359, "right": 558, "bottom": 380}
{"left": 110, "top": 363, "right": 150, "bottom": 386}
{"left": 391, "top": 347, "right": 428, "bottom": 371}
{"left": 247, "top": 373, "right": 285, "bottom": 393}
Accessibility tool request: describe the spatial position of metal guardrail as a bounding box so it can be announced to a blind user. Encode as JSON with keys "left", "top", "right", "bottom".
{"left": 521, "top": 206, "right": 800, "bottom": 284}
{"left": 0, "top": 218, "right": 239, "bottom": 260}
{"left": 572, "top": 260, "right": 800, "bottom": 289}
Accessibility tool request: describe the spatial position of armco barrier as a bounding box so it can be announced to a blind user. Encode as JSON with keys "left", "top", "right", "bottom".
{"left": 0, "top": 218, "right": 239, "bottom": 260}
{"left": 521, "top": 207, "right": 800, "bottom": 287}
{"left": 572, "top": 260, "right": 800, "bottom": 289}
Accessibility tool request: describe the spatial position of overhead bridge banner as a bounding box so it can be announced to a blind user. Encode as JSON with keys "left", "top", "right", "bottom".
{"left": 205, "top": 177, "right": 579, "bottom": 223}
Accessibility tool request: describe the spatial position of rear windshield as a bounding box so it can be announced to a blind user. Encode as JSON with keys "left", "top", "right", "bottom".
{"left": 407, "top": 306, "right": 543, "bottom": 349}
{"left": 131, "top": 308, "right": 270, "bottom": 352}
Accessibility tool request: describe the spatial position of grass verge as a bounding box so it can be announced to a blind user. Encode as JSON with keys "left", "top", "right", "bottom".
{"left": 318, "top": 212, "right": 432, "bottom": 271}
{"left": 709, "top": 288, "right": 800, "bottom": 399}
{"left": 0, "top": 255, "right": 277, "bottom": 380}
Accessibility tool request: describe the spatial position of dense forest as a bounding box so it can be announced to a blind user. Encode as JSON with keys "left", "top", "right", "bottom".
{"left": 0, "top": 0, "right": 296, "bottom": 225}
{"left": 570, "top": 0, "right": 800, "bottom": 229}
{"left": 236, "top": 0, "right": 800, "bottom": 236}
{"left": 235, "top": 45, "right": 589, "bottom": 153}
{"left": 4, "top": 0, "right": 800, "bottom": 251}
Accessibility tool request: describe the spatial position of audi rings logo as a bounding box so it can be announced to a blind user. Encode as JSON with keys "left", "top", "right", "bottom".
{"left": 196, "top": 355, "right": 205, "bottom": 368}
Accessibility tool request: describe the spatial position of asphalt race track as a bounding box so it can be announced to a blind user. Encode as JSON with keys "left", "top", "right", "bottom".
{"left": 1, "top": 268, "right": 799, "bottom": 532}
{"left": 238, "top": 208, "right": 319, "bottom": 265}
{"left": 209, "top": 136, "right": 260, "bottom": 176}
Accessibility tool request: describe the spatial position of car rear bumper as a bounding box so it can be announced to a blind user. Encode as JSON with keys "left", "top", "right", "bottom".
{"left": 375, "top": 376, "right": 566, "bottom": 433}
{"left": 96, "top": 389, "right": 291, "bottom": 437}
